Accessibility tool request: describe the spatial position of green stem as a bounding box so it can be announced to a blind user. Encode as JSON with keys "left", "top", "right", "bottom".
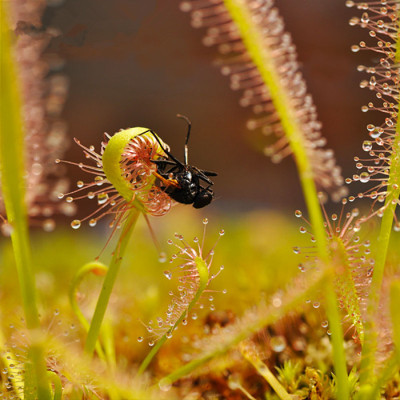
{"left": 240, "top": 343, "right": 292, "bottom": 400}
{"left": 0, "top": 0, "right": 39, "bottom": 333}
{"left": 0, "top": 3, "right": 51, "bottom": 399}
{"left": 84, "top": 208, "right": 140, "bottom": 355}
{"left": 48, "top": 371, "right": 62, "bottom": 400}
{"left": 69, "top": 261, "right": 108, "bottom": 360}
{"left": 138, "top": 257, "right": 209, "bottom": 374}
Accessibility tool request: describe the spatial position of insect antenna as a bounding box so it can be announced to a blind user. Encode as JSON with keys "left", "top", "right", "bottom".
{"left": 176, "top": 114, "right": 191, "bottom": 165}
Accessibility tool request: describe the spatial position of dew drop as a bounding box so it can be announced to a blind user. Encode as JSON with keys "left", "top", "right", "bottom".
{"left": 1, "top": 223, "right": 13, "bottom": 237}
{"left": 321, "top": 320, "right": 329, "bottom": 328}
{"left": 167, "top": 239, "right": 173, "bottom": 245}
{"left": 362, "top": 140, "right": 373, "bottom": 151}
{"left": 95, "top": 176, "right": 104, "bottom": 186}
{"left": 77, "top": 181, "right": 84, "bottom": 188}
{"left": 385, "top": 118, "right": 394, "bottom": 127}
{"left": 87, "top": 192, "right": 95, "bottom": 199}
{"left": 66, "top": 196, "right": 74, "bottom": 203}
{"left": 361, "top": 12, "right": 369, "bottom": 23}
{"left": 394, "top": 222, "right": 400, "bottom": 232}
{"left": 97, "top": 193, "right": 109, "bottom": 205}
{"left": 313, "top": 302, "right": 320, "bottom": 309}
{"left": 43, "top": 219, "right": 55, "bottom": 232}
{"left": 148, "top": 341, "right": 155, "bottom": 347}
{"left": 89, "top": 219, "right": 97, "bottom": 227}
{"left": 137, "top": 336, "right": 143, "bottom": 343}
{"left": 159, "top": 252, "right": 167, "bottom": 263}
{"left": 203, "top": 218, "right": 208, "bottom": 225}
{"left": 360, "top": 172, "right": 370, "bottom": 183}
{"left": 292, "top": 246, "right": 301, "bottom": 254}
{"left": 370, "top": 128, "right": 382, "bottom": 139}
{"left": 159, "top": 378, "right": 172, "bottom": 392}
{"left": 163, "top": 271, "right": 172, "bottom": 280}
{"left": 55, "top": 159, "right": 61, "bottom": 164}
{"left": 71, "top": 220, "right": 81, "bottom": 229}
{"left": 272, "top": 297, "right": 282, "bottom": 307}
{"left": 191, "top": 313, "right": 198, "bottom": 320}
{"left": 295, "top": 210, "right": 302, "bottom": 218}
{"left": 58, "top": 193, "right": 64, "bottom": 199}
{"left": 219, "top": 229, "right": 225, "bottom": 236}
{"left": 270, "top": 336, "right": 286, "bottom": 352}
{"left": 299, "top": 226, "right": 307, "bottom": 234}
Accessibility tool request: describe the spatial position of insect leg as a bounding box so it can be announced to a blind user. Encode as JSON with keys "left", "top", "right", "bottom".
{"left": 192, "top": 166, "right": 215, "bottom": 185}
{"left": 202, "top": 170, "right": 218, "bottom": 177}
{"left": 137, "top": 129, "right": 185, "bottom": 167}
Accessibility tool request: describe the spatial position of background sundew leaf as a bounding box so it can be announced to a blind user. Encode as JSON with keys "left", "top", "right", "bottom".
{"left": 180, "top": 0, "right": 347, "bottom": 203}
{"left": 320, "top": 207, "right": 374, "bottom": 342}
{"left": 347, "top": 0, "right": 400, "bottom": 384}
{"left": 159, "top": 269, "right": 327, "bottom": 385}
{"left": 180, "top": 2, "right": 349, "bottom": 395}
{"left": 0, "top": 0, "right": 74, "bottom": 232}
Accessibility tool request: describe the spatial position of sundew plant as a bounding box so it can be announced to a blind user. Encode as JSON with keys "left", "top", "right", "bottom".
{"left": 1, "top": 0, "right": 400, "bottom": 399}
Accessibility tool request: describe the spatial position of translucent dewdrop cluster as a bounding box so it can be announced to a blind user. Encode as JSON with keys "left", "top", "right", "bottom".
{"left": 180, "top": 0, "right": 347, "bottom": 201}
{"left": 346, "top": 0, "right": 400, "bottom": 225}
{"left": 57, "top": 131, "right": 172, "bottom": 230}
{"left": 138, "top": 219, "right": 225, "bottom": 346}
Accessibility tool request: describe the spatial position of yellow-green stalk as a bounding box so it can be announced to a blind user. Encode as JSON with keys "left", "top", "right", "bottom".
{"left": 0, "top": 3, "right": 51, "bottom": 398}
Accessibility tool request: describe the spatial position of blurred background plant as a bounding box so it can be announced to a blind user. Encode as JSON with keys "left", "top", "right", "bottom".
{"left": 0, "top": 0, "right": 74, "bottom": 233}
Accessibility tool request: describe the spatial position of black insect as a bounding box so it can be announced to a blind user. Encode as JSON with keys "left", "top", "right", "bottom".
{"left": 142, "top": 114, "right": 217, "bottom": 209}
